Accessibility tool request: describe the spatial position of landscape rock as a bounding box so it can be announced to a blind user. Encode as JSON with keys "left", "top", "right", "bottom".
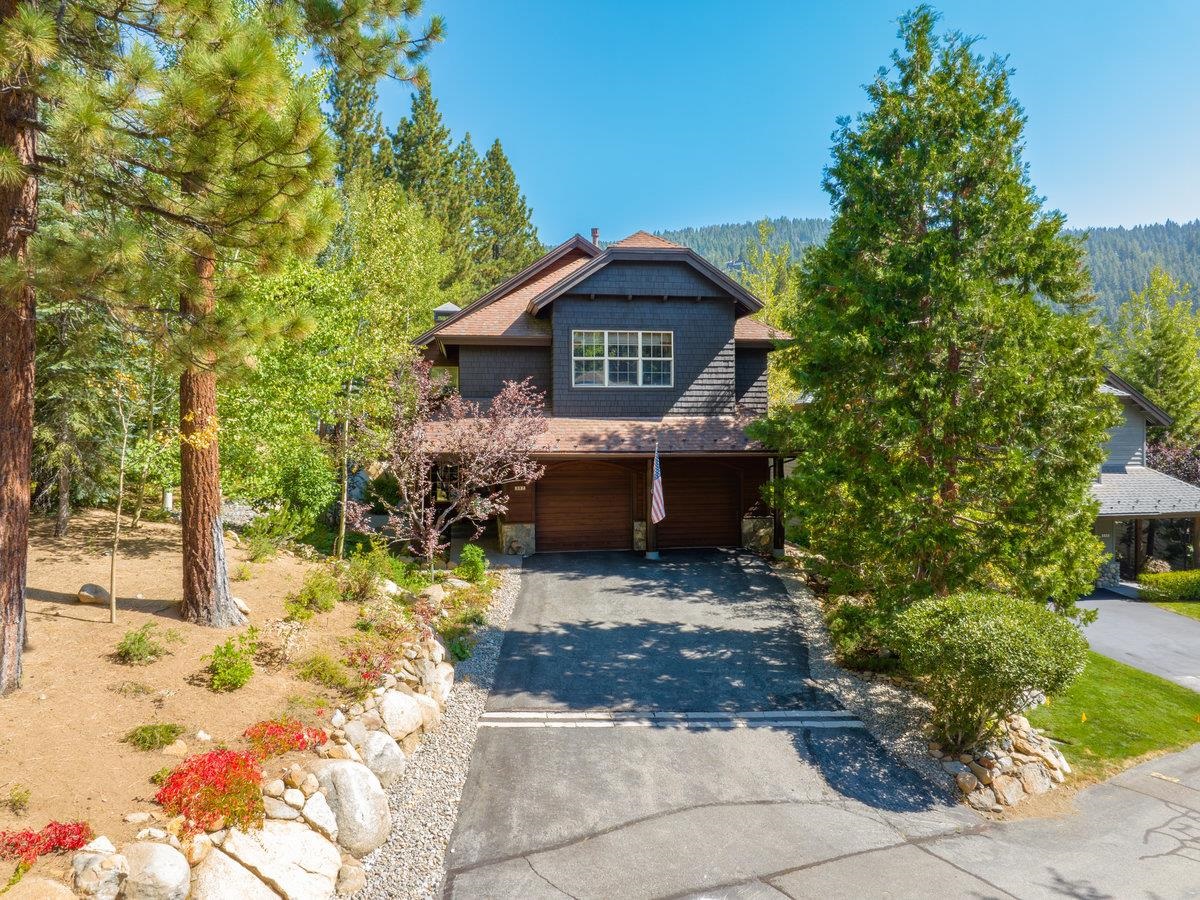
{"left": 309, "top": 759, "right": 390, "bottom": 857}
{"left": 429, "top": 661, "right": 455, "bottom": 703}
{"left": 418, "top": 583, "right": 446, "bottom": 606}
{"left": 358, "top": 729, "right": 407, "bottom": 787}
{"left": 1018, "top": 761, "right": 1053, "bottom": 796}
{"left": 991, "top": 773, "right": 1027, "bottom": 806}
{"left": 218, "top": 820, "right": 341, "bottom": 900}
{"left": 196, "top": 729, "right": 213, "bottom": 742}
{"left": 330, "top": 709, "right": 346, "bottom": 729}
{"left": 378, "top": 690, "right": 423, "bottom": 739}
{"left": 965, "top": 785, "right": 998, "bottom": 811}
{"left": 967, "top": 760, "right": 993, "bottom": 785}
{"left": 184, "top": 833, "right": 213, "bottom": 866}
{"left": 135, "top": 827, "right": 168, "bottom": 841}
{"left": 189, "top": 848, "right": 276, "bottom": 900}
{"left": 160, "top": 739, "right": 187, "bottom": 758}
{"left": 72, "top": 837, "right": 128, "bottom": 900}
{"left": 342, "top": 718, "right": 370, "bottom": 750}
{"left": 302, "top": 791, "right": 340, "bottom": 842}
{"left": 121, "top": 841, "right": 190, "bottom": 900}
{"left": 232, "top": 596, "right": 250, "bottom": 615}
{"left": 940, "top": 760, "right": 970, "bottom": 777}
{"left": 124, "top": 812, "right": 153, "bottom": 825}
{"left": 411, "top": 691, "right": 442, "bottom": 730}
{"left": 283, "top": 788, "right": 305, "bottom": 809}
{"left": 445, "top": 577, "right": 471, "bottom": 590}
{"left": 381, "top": 579, "right": 402, "bottom": 597}
{"left": 301, "top": 772, "right": 320, "bottom": 797}
{"left": 955, "top": 771, "right": 978, "bottom": 794}
{"left": 336, "top": 861, "right": 367, "bottom": 896}
{"left": 263, "top": 779, "right": 286, "bottom": 798}
{"left": 264, "top": 796, "right": 300, "bottom": 820}
{"left": 4, "top": 876, "right": 75, "bottom": 899}
{"left": 77, "top": 583, "right": 110, "bottom": 605}
{"left": 284, "top": 764, "right": 306, "bottom": 789}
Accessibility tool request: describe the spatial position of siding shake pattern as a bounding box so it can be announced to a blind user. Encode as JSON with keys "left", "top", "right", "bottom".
{"left": 735, "top": 349, "right": 769, "bottom": 413}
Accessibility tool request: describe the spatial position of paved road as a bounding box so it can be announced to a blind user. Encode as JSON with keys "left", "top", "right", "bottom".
{"left": 1080, "top": 589, "right": 1200, "bottom": 691}
{"left": 442, "top": 552, "right": 1200, "bottom": 898}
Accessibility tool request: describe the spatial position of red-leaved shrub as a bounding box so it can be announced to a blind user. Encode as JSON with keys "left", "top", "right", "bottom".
{"left": 344, "top": 645, "right": 397, "bottom": 689}
{"left": 0, "top": 821, "right": 93, "bottom": 865}
{"left": 243, "top": 717, "right": 327, "bottom": 758}
{"left": 154, "top": 750, "right": 263, "bottom": 835}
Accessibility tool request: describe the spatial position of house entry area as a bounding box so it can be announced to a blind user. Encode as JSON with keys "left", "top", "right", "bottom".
{"left": 502, "top": 456, "right": 775, "bottom": 555}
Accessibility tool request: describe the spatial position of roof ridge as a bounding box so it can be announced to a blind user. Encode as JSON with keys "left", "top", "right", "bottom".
{"left": 610, "top": 230, "right": 685, "bottom": 249}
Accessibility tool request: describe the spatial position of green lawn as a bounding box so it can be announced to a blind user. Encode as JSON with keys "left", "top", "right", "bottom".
{"left": 1150, "top": 601, "right": 1200, "bottom": 623}
{"left": 1029, "top": 651, "right": 1200, "bottom": 781}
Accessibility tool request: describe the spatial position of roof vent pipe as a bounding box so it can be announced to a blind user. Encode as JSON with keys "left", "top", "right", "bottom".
{"left": 591, "top": 227, "right": 600, "bottom": 247}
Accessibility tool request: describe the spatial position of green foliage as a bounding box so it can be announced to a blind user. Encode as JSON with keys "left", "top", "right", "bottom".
{"left": 231, "top": 563, "right": 252, "bottom": 582}
{"left": 454, "top": 544, "right": 488, "bottom": 583}
{"left": 149, "top": 767, "right": 173, "bottom": 786}
{"left": 823, "top": 598, "right": 901, "bottom": 674}
{"left": 122, "top": 723, "right": 186, "bottom": 752}
{"left": 1108, "top": 268, "right": 1200, "bottom": 442}
{"left": 294, "top": 651, "right": 356, "bottom": 692}
{"left": 115, "top": 624, "right": 182, "bottom": 666}
{"left": 5, "top": 786, "right": 29, "bottom": 816}
{"left": 751, "top": 8, "right": 1117, "bottom": 613}
{"left": 205, "top": 629, "right": 258, "bottom": 692}
{"left": 474, "top": 139, "right": 543, "bottom": 286}
{"left": 284, "top": 570, "right": 341, "bottom": 621}
{"left": 242, "top": 502, "right": 308, "bottom": 562}
{"left": 1139, "top": 570, "right": 1200, "bottom": 601}
{"left": 893, "top": 592, "right": 1088, "bottom": 750}
{"left": 1030, "top": 651, "right": 1200, "bottom": 780}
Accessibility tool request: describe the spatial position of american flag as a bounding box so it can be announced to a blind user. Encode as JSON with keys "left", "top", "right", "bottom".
{"left": 650, "top": 443, "right": 666, "bottom": 524}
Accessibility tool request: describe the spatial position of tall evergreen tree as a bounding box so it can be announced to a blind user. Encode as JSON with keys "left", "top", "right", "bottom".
{"left": 329, "top": 66, "right": 390, "bottom": 182}
{"left": 475, "top": 139, "right": 542, "bottom": 287}
{"left": 753, "top": 7, "right": 1116, "bottom": 614}
{"left": 0, "top": 0, "right": 440, "bottom": 693}
{"left": 1108, "top": 268, "right": 1200, "bottom": 443}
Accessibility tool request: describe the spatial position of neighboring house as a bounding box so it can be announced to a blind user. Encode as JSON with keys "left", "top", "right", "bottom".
{"left": 412, "top": 230, "right": 787, "bottom": 556}
{"left": 1093, "top": 369, "right": 1200, "bottom": 584}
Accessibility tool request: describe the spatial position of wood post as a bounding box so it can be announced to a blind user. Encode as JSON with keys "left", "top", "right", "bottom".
{"left": 1133, "top": 518, "right": 1143, "bottom": 577}
{"left": 645, "top": 457, "right": 658, "bottom": 559}
{"left": 772, "top": 457, "right": 785, "bottom": 555}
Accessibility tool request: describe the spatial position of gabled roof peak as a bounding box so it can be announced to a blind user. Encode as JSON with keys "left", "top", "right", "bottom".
{"left": 610, "top": 230, "right": 684, "bottom": 249}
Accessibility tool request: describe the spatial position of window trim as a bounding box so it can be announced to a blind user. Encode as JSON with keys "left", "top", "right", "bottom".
{"left": 571, "top": 329, "right": 674, "bottom": 389}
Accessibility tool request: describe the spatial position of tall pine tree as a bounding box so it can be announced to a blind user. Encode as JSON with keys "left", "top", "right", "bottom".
{"left": 754, "top": 7, "right": 1116, "bottom": 614}
{"left": 475, "top": 139, "right": 542, "bottom": 288}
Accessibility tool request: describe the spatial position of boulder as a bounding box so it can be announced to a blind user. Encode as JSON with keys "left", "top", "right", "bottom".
{"left": 160, "top": 739, "right": 187, "bottom": 758}
{"left": 358, "top": 730, "right": 407, "bottom": 787}
{"left": 1018, "top": 762, "right": 1053, "bottom": 796}
{"left": 121, "top": 842, "right": 190, "bottom": 900}
{"left": 418, "top": 583, "right": 446, "bottom": 606}
{"left": 4, "top": 876, "right": 76, "bottom": 899}
{"left": 301, "top": 773, "right": 320, "bottom": 797}
{"left": 264, "top": 779, "right": 286, "bottom": 798}
{"left": 232, "top": 596, "right": 250, "bottom": 616}
{"left": 966, "top": 785, "right": 998, "bottom": 812}
{"left": 411, "top": 691, "right": 442, "bottom": 730}
{"left": 336, "top": 862, "right": 367, "bottom": 896}
{"left": 77, "top": 583, "right": 110, "bottom": 605}
{"left": 426, "top": 639, "right": 446, "bottom": 665}
{"left": 967, "top": 760, "right": 993, "bottom": 785}
{"left": 445, "top": 577, "right": 471, "bottom": 590}
{"left": 429, "top": 662, "right": 455, "bottom": 704}
{"left": 955, "top": 772, "right": 978, "bottom": 794}
{"left": 124, "top": 812, "right": 154, "bottom": 825}
{"left": 264, "top": 796, "right": 300, "bottom": 820}
{"left": 330, "top": 709, "right": 346, "bottom": 729}
{"left": 342, "top": 718, "right": 370, "bottom": 750}
{"left": 302, "top": 792, "right": 339, "bottom": 842}
{"left": 283, "top": 788, "right": 305, "bottom": 809}
{"left": 218, "top": 820, "right": 341, "bottom": 900}
{"left": 378, "top": 690, "right": 423, "bottom": 739}
{"left": 72, "top": 837, "right": 128, "bottom": 900}
{"left": 309, "top": 759, "right": 390, "bottom": 857}
{"left": 991, "top": 773, "right": 1027, "bottom": 806}
{"left": 184, "top": 833, "right": 214, "bottom": 866}
{"left": 189, "top": 848, "right": 276, "bottom": 900}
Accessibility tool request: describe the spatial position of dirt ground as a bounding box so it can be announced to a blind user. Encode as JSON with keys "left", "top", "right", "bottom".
{"left": 0, "top": 509, "right": 357, "bottom": 859}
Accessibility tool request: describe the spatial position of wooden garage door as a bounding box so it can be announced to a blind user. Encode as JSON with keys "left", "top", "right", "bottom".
{"left": 656, "top": 459, "right": 742, "bottom": 548}
{"left": 536, "top": 462, "right": 633, "bottom": 552}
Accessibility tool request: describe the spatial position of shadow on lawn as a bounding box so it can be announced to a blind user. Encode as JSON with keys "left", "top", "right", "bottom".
{"left": 483, "top": 548, "right": 949, "bottom": 814}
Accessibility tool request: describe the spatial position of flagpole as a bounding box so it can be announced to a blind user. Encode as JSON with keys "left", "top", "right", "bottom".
{"left": 646, "top": 437, "right": 661, "bottom": 560}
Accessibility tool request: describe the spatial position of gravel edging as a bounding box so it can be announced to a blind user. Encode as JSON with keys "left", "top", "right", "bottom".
{"left": 357, "top": 567, "right": 521, "bottom": 899}
{"left": 774, "top": 563, "right": 955, "bottom": 801}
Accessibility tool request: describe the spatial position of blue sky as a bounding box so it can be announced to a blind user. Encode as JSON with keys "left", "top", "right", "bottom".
{"left": 377, "top": 1, "right": 1200, "bottom": 244}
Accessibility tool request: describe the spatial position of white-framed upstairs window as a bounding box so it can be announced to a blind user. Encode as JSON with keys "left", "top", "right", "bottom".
{"left": 572, "top": 330, "right": 673, "bottom": 388}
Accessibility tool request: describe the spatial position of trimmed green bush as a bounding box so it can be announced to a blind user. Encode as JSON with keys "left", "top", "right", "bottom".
{"left": 122, "top": 723, "right": 185, "bottom": 751}
{"left": 824, "top": 598, "right": 901, "bottom": 673}
{"left": 205, "top": 628, "right": 258, "bottom": 692}
{"left": 893, "top": 591, "right": 1087, "bottom": 750}
{"left": 1140, "top": 570, "right": 1200, "bottom": 601}
{"left": 455, "top": 544, "right": 488, "bottom": 583}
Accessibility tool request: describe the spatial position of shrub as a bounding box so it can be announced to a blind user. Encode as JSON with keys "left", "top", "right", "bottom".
{"left": 115, "top": 623, "right": 182, "bottom": 666}
{"left": 823, "top": 598, "right": 901, "bottom": 673}
{"left": 231, "top": 563, "right": 252, "bottom": 582}
{"left": 285, "top": 570, "right": 339, "bottom": 621}
{"left": 1140, "top": 570, "right": 1200, "bottom": 601}
{"left": 355, "top": 597, "right": 415, "bottom": 639}
{"left": 454, "top": 544, "right": 488, "bottom": 583}
{"left": 0, "top": 821, "right": 93, "bottom": 866}
{"left": 154, "top": 750, "right": 263, "bottom": 836}
{"left": 5, "top": 786, "right": 29, "bottom": 816}
{"left": 893, "top": 591, "right": 1088, "bottom": 750}
{"left": 205, "top": 628, "right": 258, "bottom": 692}
{"left": 122, "top": 723, "right": 185, "bottom": 751}
{"left": 1142, "top": 557, "right": 1172, "bottom": 575}
{"left": 150, "top": 767, "right": 172, "bottom": 786}
{"left": 294, "top": 651, "right": 356, "bottom": 692}
{"left": 243, "top": 717, "right": 327, "bottom": 759}
{"left": 242, "top": 502, "right": 307, "bottom": 562}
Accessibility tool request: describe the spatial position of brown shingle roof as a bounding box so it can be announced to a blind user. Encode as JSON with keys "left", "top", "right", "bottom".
{"left": 734, "top": 318, "right": 788, "bottom": 342}
{"left": 426, "top": 415, "right": 767, "bottom": 455}
{"left": 609, "top": 230, "right": 685, "bottom": 249}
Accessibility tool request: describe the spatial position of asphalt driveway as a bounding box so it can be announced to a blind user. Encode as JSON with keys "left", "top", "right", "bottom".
{"left": 1079, "top": 589, "right": 1200, "bottom": 691}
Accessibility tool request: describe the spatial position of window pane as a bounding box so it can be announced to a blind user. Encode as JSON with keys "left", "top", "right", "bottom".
{"left": 574, "top": 359, "right": 604, "bottom": 385}
{"left": 608, "top": 359, "right": 638, "bottom": 385}
{"left": 608, "top": 331, "right": 638, "bottom": 358}
{"left": 642, "top": 332, "right": 672, "bottom": 358}
{"left": 573, "top": 331, "right": 604, "bottom": 358}
{"left": 642, "top": 359, "right": 671, "bottom": 386}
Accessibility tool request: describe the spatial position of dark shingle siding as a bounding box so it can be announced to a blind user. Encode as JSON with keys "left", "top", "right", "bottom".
{"left": 551, "top": 296, "right": 736, "bottom": 417}
{"left": 735, "top": 349, "right": 768, "bottom": 413}
{"left": 459, "top": 346, "right": 551, "bottom": 405}
{"left": 571, "top": 261, "right": 723, "bottom": 298}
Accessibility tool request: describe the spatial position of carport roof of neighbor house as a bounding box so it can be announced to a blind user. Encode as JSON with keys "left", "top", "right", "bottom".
{"left": 423, "top": 415, "right": 771, "bottom": 455}
{"left": 1093, "top": 466, "right": 1200, "bottom": 518}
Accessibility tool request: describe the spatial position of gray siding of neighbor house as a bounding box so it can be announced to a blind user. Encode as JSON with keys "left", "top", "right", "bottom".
{"left": 551, "top": 295, "right": 736, "bottom": 417}
{"left": 1102, "top": 398, "right": 1146, "bottom": 470}
{"left": 570, "top": 261, "right": 727, "bottom": 298}
{"left": 735, "top": 349, "right": 769, "bottom": 413}
{"left": 458, "top": 345, "right": 551, "bottom": 405}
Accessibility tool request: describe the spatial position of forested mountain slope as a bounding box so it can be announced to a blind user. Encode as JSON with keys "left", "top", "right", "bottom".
{"left": 655, "top": 218, "right": 1200, "bottom": 319}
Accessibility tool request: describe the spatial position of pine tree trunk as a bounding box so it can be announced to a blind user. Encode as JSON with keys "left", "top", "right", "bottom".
{"left": 179, "top": 251, "right": 244, "bottom": 628}
{"left": 0, "top": 30, "right": 38, "bottom": 694}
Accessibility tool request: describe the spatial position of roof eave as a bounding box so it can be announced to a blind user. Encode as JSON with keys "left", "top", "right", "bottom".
{"left": 1104, "top": 368, "right": 1172, "bottom": 427}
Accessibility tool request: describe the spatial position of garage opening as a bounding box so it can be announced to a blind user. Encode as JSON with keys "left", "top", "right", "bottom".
{"left": 656, "top": 458, "right": 742, "bottom": 548}
{"left": 536, "top": 461, "right": 633, "bottom": 552}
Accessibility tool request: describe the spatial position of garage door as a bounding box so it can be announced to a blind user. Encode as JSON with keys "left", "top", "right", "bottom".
{"left": 656, "top": 459, "right": 742, "bottom": 548}
{"left": 536, "top": 462, "right": 633, "bottom": 552}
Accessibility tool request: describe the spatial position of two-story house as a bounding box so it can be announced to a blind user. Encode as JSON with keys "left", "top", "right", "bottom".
{"left": 1094, "top": 370, "right": 1200, "bottom": 584}
{"left": 412, "top": 230, "right": 787, "bottom": 556}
